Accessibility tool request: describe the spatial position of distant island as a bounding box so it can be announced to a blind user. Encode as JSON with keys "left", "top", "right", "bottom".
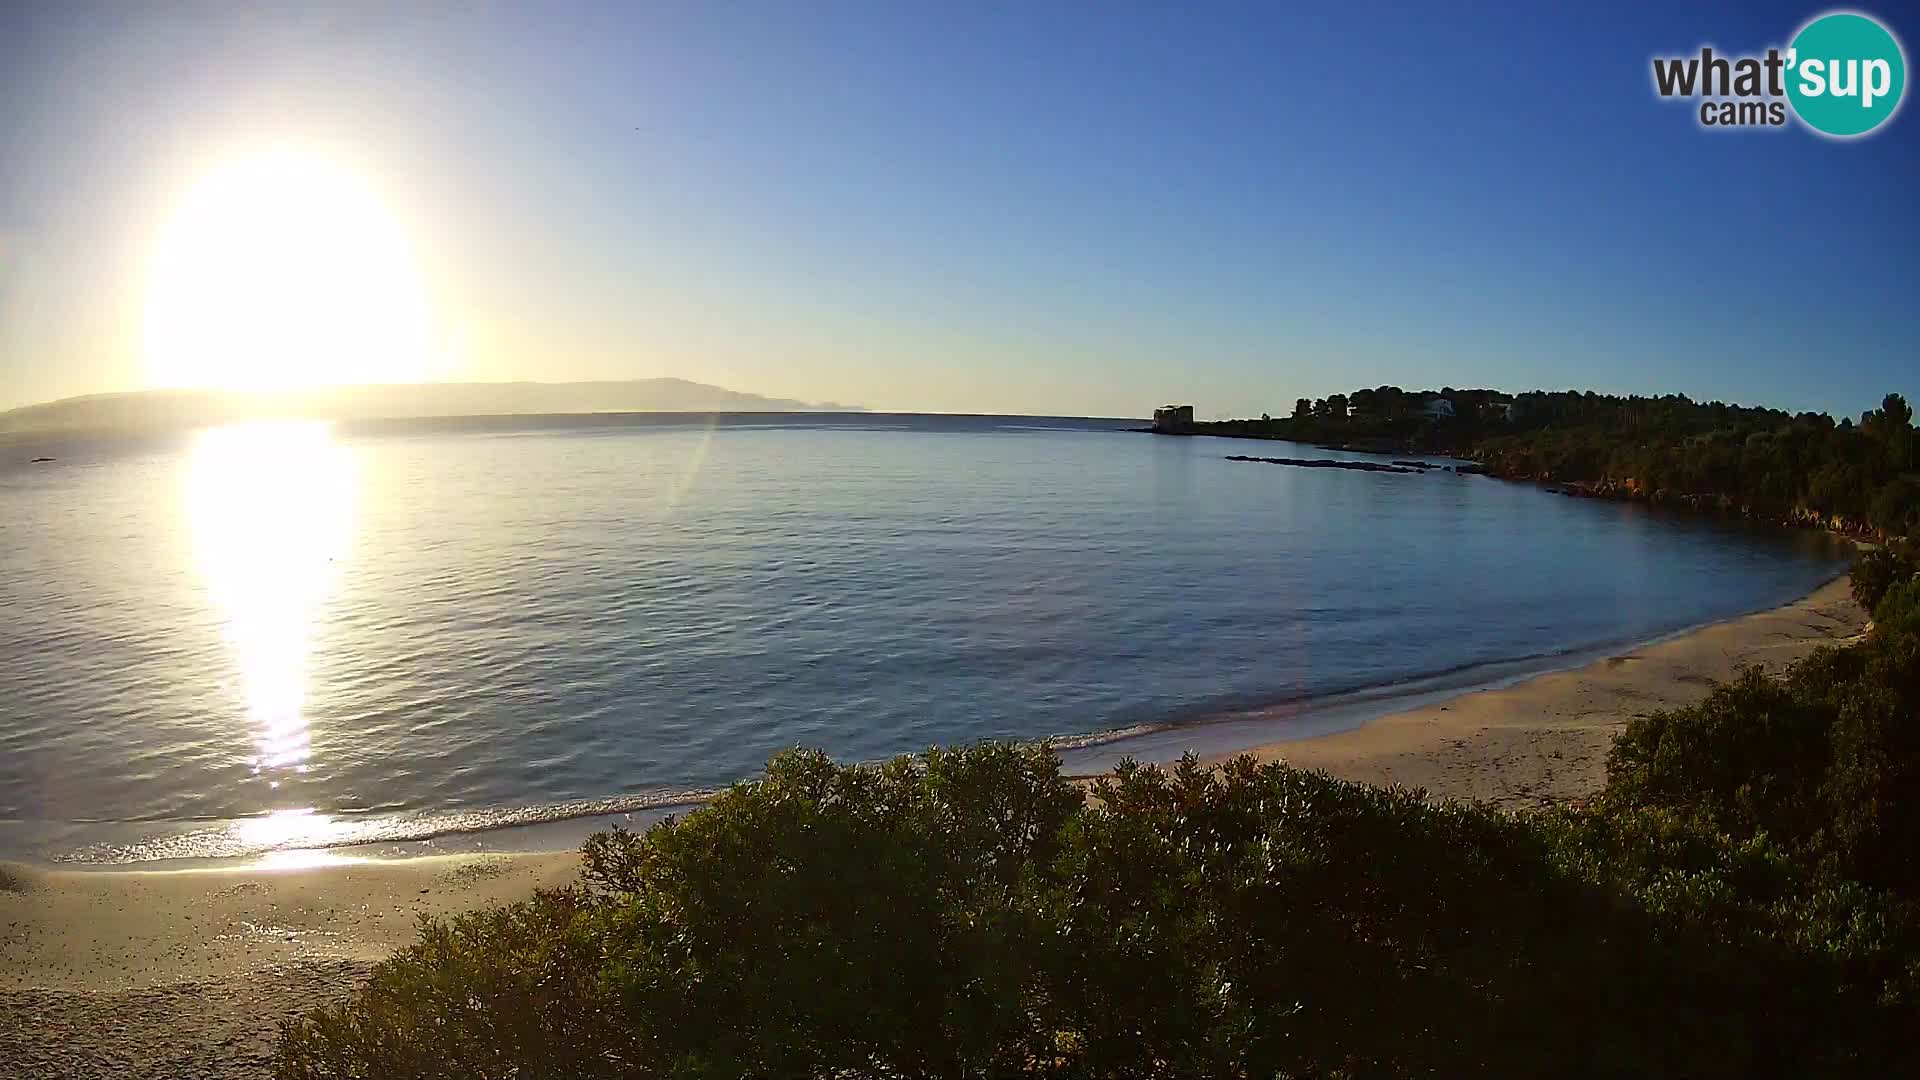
{"left": 1153, "top": 386, "right": 1919, "bottom": 541}
{"left": 0, "top": 378, "right": 865, "bottom": 435}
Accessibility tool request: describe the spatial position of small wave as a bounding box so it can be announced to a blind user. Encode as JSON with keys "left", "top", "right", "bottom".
{"left": 1041, "top": 722, "right": 1174, "bottom": 751}
{"left": 1035, "top": 624, "right": 1724, "bottom": 766}
{"left": 54, "top": 788, "right": 722, "bottom": 865}
{"left": 47, "top": 586, "right": 1830, "bottom": 867}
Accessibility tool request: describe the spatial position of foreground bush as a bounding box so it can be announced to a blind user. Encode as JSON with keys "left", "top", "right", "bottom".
{"left": 279, "top": 743, "right": 1920, "bottom": 1078}
{"left": 279, "top": 745, "right": 1079, "bottom": 1079}
{"left": 1605, "top": 625, "right": 1920, "bottom": 893}
{"left": 1851, "top": 542, "right": 1916, "bottom": 612}
{"left": 1877, "top": 574, "right": 1920, "bottom": 634}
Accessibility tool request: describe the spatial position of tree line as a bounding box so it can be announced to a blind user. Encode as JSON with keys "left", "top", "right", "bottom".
{"left": 1213, "top": 387, "right": 1918, "bottom": 538}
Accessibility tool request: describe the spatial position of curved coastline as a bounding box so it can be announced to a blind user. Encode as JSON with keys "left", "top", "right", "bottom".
{"left": 6, "top": 569, "right": 1863, "bottom": 876}
{"left": 1057, "top": 568, "right": 1859, "bottom": 777}
{"left": 1192, "top": 572, "right": 1865, "bottom": 808}
{"left": 0, "top": 571, "right": 1870, "bottom": 1031}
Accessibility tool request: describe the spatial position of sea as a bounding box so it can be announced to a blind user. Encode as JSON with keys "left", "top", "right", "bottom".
{"left": 0, "top": 413, "right": 1851, "bottom": 865}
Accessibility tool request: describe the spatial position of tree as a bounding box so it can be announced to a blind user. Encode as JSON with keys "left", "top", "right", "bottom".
{"left": 1882, "top": 393, "right": 1914, "bottom": 430}
{"left": 1869, "top": 480, "right": 1920, "bottom": 539}
{"left": 1882, "top": 393, "right": 1914, "bottom": 470}
{"left": 1324, "top": 392, "right": 1349, "bottom": 420}
{"left": 1293, "top": 398, "right": 1312, "bottom": 420}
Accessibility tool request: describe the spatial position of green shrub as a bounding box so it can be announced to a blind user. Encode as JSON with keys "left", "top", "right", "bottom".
{"left": 1869, "top": 477, "right": 1920, "bottom": 538}
{"left": 276, "top": 887, "right": 627, "bottom": 1080}
{"left": 1027, "top": 758, "right": 1821, "bottom": 1077}
{"left": 1820, "top": 623, "right": 1920, "bottom": 893}
{"left": 580, "top": 743, "right": 1079, "bottom": 1079}
{"left": 1604, "top": 665, "right": 1836, "bottom": 846}
{"left": 1604, "top": 616, "right": 1920, "bottom": 897}
{"left": 1875, "top": 575, "right": 1920, "bottom": 633}
{"left": 1852, "top": 543, "right": 1917, "bottom": 612}
{"left": 279, "top": 743, "right": 1920, "bottom": 1078}
{"left": 284, "top": 743, "right": 1081, "bottom": 1080}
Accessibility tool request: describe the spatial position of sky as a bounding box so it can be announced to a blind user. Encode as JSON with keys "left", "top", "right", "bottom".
{"left": 0, "top": 1, "right": 1915, "bottom": 419}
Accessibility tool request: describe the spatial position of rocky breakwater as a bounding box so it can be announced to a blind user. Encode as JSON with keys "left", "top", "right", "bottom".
{"left": 1225, "top": 455, "right": 1482, "bottom": 475}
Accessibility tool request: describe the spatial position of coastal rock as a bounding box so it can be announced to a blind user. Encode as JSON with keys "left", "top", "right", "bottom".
{"left": 1481, "top": 471, "right": 1886, "bottom": 540}
{"left": 1225, "top": 455, "right": 1417, "bottom": 474}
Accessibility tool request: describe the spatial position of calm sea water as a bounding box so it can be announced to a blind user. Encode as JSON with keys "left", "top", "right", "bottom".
{"left": 0, "top": 413, "right": 1849, "bottom": 863}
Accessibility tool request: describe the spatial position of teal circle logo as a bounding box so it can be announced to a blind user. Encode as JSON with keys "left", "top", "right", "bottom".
{"left": 1787, "top": 12, "right": 1907, "bottom": 137}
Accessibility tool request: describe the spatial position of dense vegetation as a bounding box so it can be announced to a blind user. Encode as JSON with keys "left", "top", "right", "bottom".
{"left": 1853, "top": 542, "right": 1918, "bottom": 611}
{"left": 280, "top": 552, "right": 1920, "bottom": 1079}
{"left": 1206, "top": 387, "right": 1919, "bottom": 537}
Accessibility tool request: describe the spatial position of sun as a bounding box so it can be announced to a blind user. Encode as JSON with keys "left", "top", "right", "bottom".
{"left": 144, "top": 148, "right": 437, "bottom": 392}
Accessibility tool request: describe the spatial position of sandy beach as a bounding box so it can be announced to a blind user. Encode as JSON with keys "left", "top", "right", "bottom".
{"left": 0, "top": 576, "right": 1867, "bottom": 1079}
{"left": 1, "top": 853, "right": 579, "bottom": 1079}
{"left": 1203, "top": 575, "right": 1867, "bottom": 807}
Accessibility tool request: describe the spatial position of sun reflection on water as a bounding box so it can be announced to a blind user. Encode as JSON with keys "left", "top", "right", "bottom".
{"left": 252, "top": 848, "right": 366, "bottom": 871}
{"left": 185, "top": 421, "right": 357, "bottom": 820}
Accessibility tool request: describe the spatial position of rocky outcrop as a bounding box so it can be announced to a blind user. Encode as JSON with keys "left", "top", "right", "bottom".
{"left": 1505, "top": 475, "right": 1880, "bottom": 539}
{"left": 1225, "top": 455, "right": 1418, "bottom": 474}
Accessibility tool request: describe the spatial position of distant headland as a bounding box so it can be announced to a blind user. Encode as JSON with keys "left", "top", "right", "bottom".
{"left": 0, "top": 378, "right": 865, "bottom": 435}
{"left": 1148, "top": 386, "right": 1918, "bottom": 542}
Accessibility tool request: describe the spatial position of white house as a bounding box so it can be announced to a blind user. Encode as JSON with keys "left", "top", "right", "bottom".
{"left": 1422, "top": 397, "right": 1455, "bottom": 419}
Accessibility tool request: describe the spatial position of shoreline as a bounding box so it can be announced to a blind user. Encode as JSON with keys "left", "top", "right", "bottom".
{"left": 1194, "top": 573, "right": 1865, "bottom": 807}
{"left": 0, "top": 574, "right": 1869, "bottom": 1077}
{"left": 7, "top": 564, "right": 1856, "bottom": 871}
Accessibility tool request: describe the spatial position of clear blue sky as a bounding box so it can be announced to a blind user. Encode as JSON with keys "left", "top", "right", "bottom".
{"left": 1, "top": 1, "right": 1914, "bottom": 418}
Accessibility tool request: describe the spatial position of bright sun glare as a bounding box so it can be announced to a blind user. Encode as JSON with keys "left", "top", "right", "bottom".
{"left": 145, "top": 148, "right": 437, "bottom": 392}
{"left": 185, "top": 419, "right": 357, "bottom": 795}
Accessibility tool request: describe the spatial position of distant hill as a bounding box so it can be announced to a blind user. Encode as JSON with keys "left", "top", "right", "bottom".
{"left": 0, "top": 379, "right": 865, "bottom": 434}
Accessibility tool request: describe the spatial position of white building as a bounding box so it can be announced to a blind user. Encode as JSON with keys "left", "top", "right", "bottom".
{"left": 1423, "top": 397, "right": 1455, "bottom": 419}
{"left": 1152, "top": 404, "right": 1195, "bottom": 432}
